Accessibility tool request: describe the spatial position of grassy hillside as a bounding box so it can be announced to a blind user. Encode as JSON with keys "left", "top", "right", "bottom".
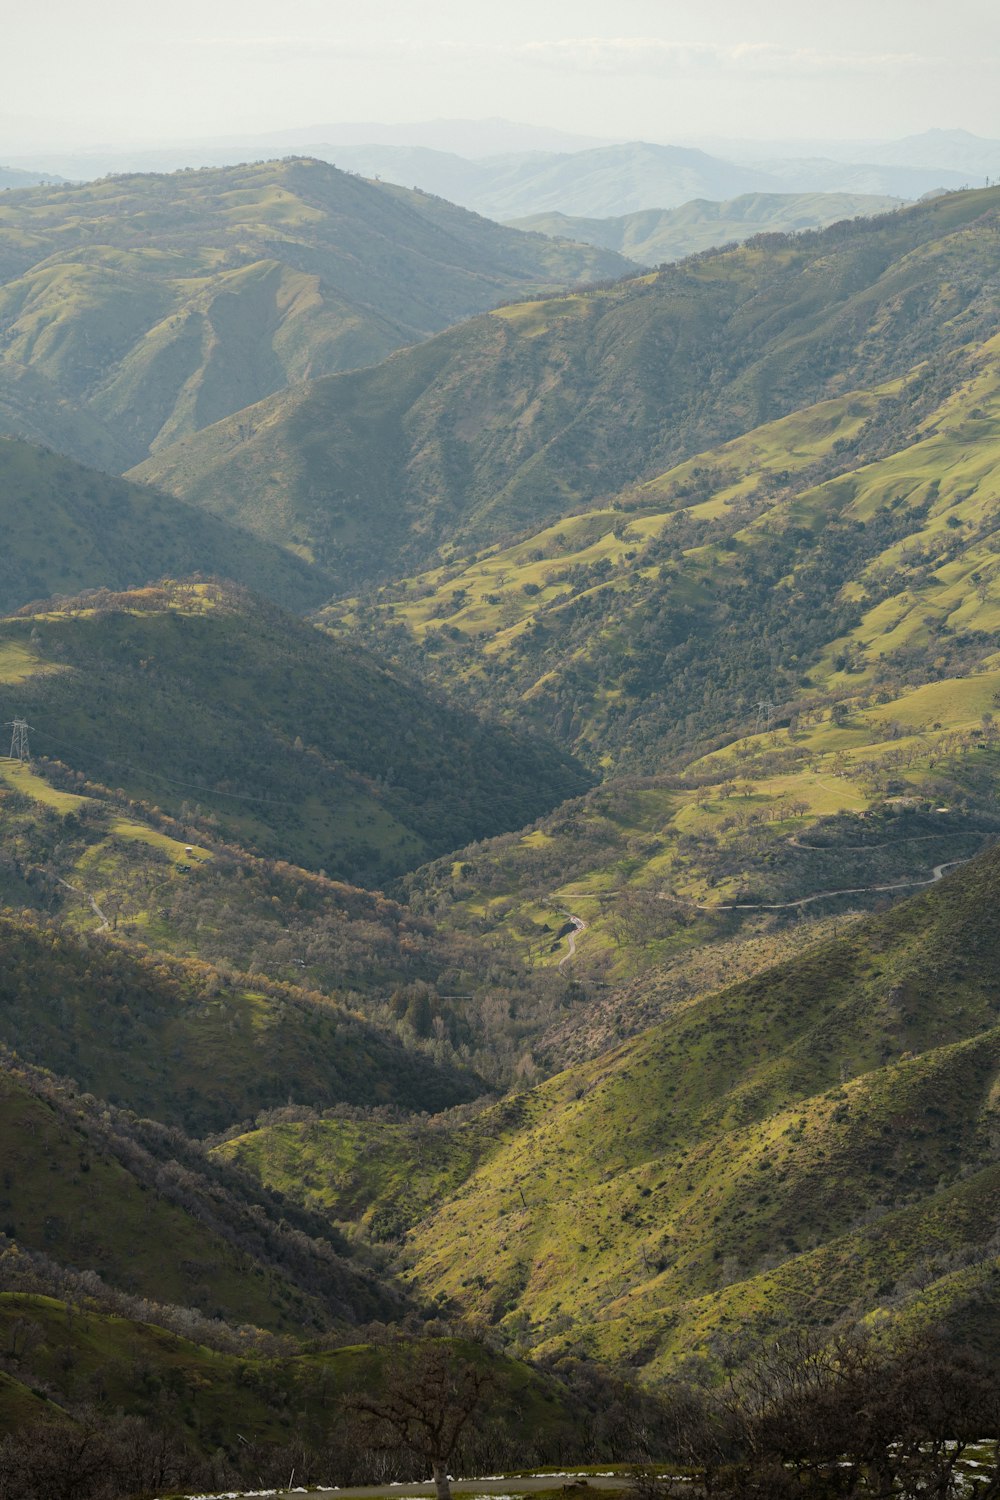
{"left": 135, "top": 187, "right": 1000, "bottom": 593}
{"left": 0, "top": 580, "right": 587, "bottom": 884}
{"left": 0, "top": 1303, "right": 587, "bottom": 1471}
{"left": 225, "top": 844, "right": 1000, "bottom": 1374}
{"left": 0, "top": 909, "right": 477, "bottom": 1133}
{"left": 0, "top": 1055, "right": 400, "bottom": 1331}
{"left": 508, "top": 191, "right": 901, "bottom": 266}
{"left": 0, "top": 435, "right": 331, "bottom": 613}
{"left": 307, "top": 324, "right": 1000, "bottom": 987}
{"left": 0, "top": 752, "right": 576, "bottom": 1090}
{"left": 217, "top": 1100, "right": 525, "bottom": 1240}
{"left": 0, "top": 158, "right": 632, "bottom": 470}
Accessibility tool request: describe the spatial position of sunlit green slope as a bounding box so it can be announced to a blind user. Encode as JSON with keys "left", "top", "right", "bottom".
{"left": 226, "top": 844, "right": 1000, "bottom": 1374}
{"left": 314, "top": 326, "right": 1000, "bottom": 985}
{"left": 0, "top": 158, "right": 632, "bottom": 470}
{"left": 136, "top": 187, "right": 1000, "bottom": 592}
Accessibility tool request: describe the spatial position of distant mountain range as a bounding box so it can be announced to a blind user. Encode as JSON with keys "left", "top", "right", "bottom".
{"left": 509, "top": 191, "right": 902, "bottom": 266}
{"left": 264, "top": 116, "right": 614, "bottom": 156}
{"left": 709, "top": 127, "right": 1000, "bottom": 180}
{"left": 326, "top": 140, "right": 776, "bottom": 218}
{"left": 316, "top": 140, "right": 974, "bottom": 219}
{"left": 0, "top": 164, "right": 62, "bottom": 188}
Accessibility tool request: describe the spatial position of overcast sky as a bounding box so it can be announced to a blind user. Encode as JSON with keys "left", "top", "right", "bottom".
{"left": 5, "top": 0, "right": 999, "bottom": 149}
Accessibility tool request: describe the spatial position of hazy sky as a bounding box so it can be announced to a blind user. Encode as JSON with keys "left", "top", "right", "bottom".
{"left": 5, "top": 0, "right": 999, "bottom": 148}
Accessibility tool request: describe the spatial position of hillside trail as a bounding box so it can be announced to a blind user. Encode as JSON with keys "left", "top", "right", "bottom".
{"left": 558, "top": 912, "right": 588, "bottom": 969}
{"left": 696, "top": 857, "right": 969, "bottom": 912}
{"left": 786, "top": 830, "right": 974, "bottom": 853}
{"left": 55, "top": 876, "right": 110, "bottom": 933}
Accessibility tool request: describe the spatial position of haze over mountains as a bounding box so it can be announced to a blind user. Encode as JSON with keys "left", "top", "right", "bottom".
{"left": 321, "top": 140, "right": 977, "bottom": 219}
{"left": 4, "top": 120, "right": 997, "bottom": 203}
{"left": 509, "top": 191, "right": 902, "bottom": 266}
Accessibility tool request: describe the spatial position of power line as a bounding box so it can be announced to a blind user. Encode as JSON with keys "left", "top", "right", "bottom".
{"left": 6, "top": 720, "right": 33, "bottom": 762}
{"left": 754, "top": 699, "right": 774, "bottom": 735}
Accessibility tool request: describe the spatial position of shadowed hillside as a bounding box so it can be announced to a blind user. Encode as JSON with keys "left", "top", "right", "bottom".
{"left": 0, "top": 1051, "right": 406, "bottom": 1330}
{"left": 0, "top": 436, "right": 332, "bottom": 613}
{"left": 0, "top": 910, "right": 478, "bottom": 1133}
{"left": 0, "top": 581, "right": 588, "bottom": 884}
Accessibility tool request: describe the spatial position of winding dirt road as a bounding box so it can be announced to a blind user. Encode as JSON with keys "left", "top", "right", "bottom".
{"left": 701, "top": 858, "right": 969, "bottom": 912}
{"left": 55, "top": 876, "right": 110, "bottom": 933}
{"left": 558, "top": 914, "right": 588, "bottom": 969}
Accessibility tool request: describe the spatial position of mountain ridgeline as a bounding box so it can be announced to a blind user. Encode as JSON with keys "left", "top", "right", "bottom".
{"left": 321, "top": 139, "right": 970, "bottom": 219}
{"left": 136, "top": 187, "right": 1000, "bottom": 593}
{"left": 3, "top": 147, "right": 1000, "bottom": 1482}
{"left": 0, "top": 157, "right": 633, "bottom": 471}
{"left": 507, "top": 190, "right": 902, "bottom": 266}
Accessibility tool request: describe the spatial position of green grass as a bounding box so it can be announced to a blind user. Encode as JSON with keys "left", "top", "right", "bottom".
{"left": 0, "top": 759, "right": 87, "bottom": 812}
{"left": 216, "top": 1106, "right": 521, "bottom": 1237}
{"left": 385, "top": 844, "right": 1000, "bottom": 1370}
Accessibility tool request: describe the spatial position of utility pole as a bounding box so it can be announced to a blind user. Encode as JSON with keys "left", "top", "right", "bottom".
{"left": 6, "top": 720, "right": 33, "bottom": 762}
{"left": 754, "top": 699, "right": 774, "bottom": 735}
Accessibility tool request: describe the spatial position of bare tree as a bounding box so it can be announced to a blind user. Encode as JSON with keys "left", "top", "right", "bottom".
{"left": 342, "top": 1341, "right": 494, "bottom": 1500}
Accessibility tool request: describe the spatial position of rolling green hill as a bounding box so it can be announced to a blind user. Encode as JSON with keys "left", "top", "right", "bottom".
{"left": 507, "top": 191, "right": 901, "bottom": 266}
{"left": 135, "top": 186, "right": 1000, "bottom": 593}
{"left": 0, "top": 1302, "right": 591, "bottom": 1474}
{"left": 223, "top": 842, "right": 1000, "bottom": 1375}
{"left": 0, "top": 580, "right": 587, "bottom": 885}
{"left": 0, "top": 435, "right": 331, "bottom": 613}
{"left": 340, "top": 330, "right": 1000, "bottom": 768}
{"left": 0, "top": 158, "right": 632, "bottom": 471}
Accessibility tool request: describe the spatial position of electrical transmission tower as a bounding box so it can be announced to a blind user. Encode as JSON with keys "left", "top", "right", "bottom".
{"left": 6, "top": 720, "right": 33, "bottom": 762}
{"left": 754, "top": 699, "right": 775, "bottom": 735}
